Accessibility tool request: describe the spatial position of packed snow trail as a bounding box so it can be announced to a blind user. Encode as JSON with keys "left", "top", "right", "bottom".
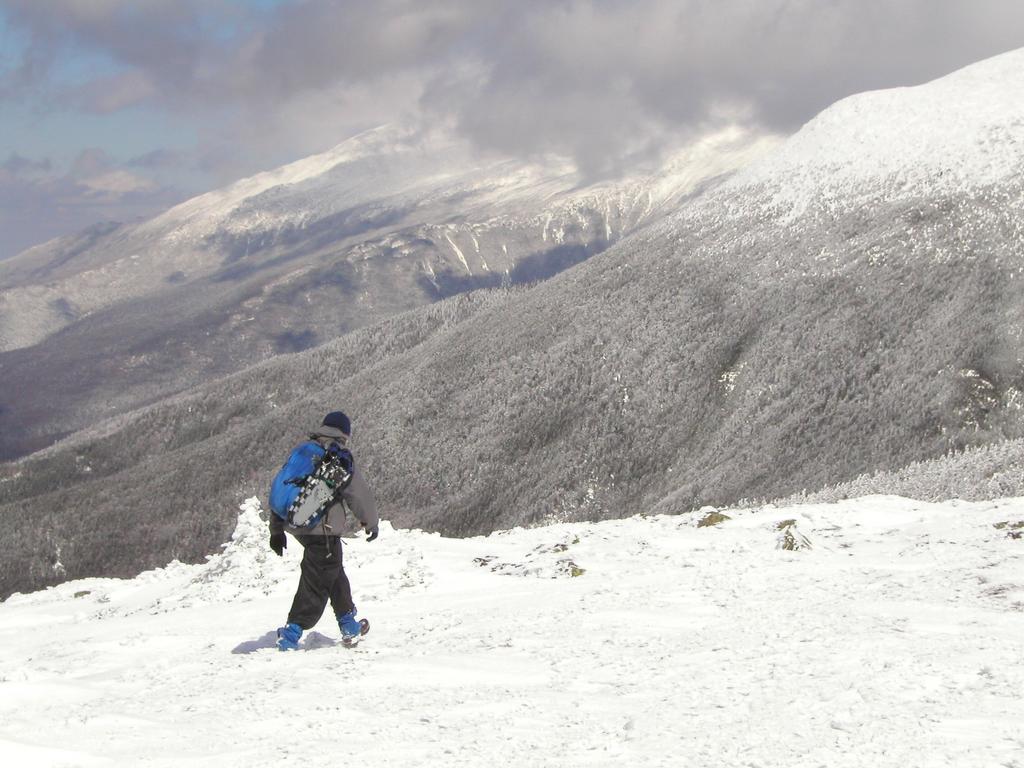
{"left": 1, "top": 496, "right": 1022, "bottom": 767}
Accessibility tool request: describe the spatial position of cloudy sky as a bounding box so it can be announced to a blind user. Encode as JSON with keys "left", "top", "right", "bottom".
{"left": 2, "top": 0, "right": 1023, "bottom": 260}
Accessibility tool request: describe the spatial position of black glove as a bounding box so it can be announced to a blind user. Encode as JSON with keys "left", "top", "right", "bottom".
{"left": 269, "top": 531, "right": 287, "bottom": 556}
{"left": 365, "top": 524, "right": 379, "bottom": 542}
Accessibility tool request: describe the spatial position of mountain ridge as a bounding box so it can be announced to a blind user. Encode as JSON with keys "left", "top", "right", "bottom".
{"left": 724, "top": 46, "right": 1024, "bottom": 215}
{"left": 0, "top": 125, "right": 775, "bottom": 460}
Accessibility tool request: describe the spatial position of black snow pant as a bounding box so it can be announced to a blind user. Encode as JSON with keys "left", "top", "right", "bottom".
{"left": 287, "top": 534, "right": 355, "bottom": 630}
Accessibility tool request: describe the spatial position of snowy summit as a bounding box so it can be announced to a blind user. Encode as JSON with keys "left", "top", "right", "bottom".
{"left": 728, "top": 47, "right": 1024, "bottom": 213}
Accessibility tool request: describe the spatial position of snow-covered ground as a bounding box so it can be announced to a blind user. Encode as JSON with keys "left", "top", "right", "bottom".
{"left": 2, "top": 496, "right": 1022, "bottom": 767}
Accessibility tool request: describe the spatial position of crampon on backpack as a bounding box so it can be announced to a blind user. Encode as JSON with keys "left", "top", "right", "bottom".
{"left": 269, "top": 440, "right": 354, "bottom": 529}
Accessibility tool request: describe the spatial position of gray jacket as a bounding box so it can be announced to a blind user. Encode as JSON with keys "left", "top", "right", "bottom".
{"left": 269, "top": 425, "right": 379, "bottom": 537}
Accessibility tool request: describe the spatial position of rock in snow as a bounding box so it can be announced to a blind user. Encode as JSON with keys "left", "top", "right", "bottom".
{"left": 1, "top": 495, "right": 1022, "bottom": 766}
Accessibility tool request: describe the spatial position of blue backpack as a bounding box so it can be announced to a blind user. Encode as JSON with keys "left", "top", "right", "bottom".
{"left": 269, "top": 440, "right": 354, "bottom": 529}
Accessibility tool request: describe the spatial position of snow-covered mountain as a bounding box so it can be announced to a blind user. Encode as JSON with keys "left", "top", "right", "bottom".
{"left": 4, "top": 49, "right": 1024, "bottom": 599}
{"left": 1, "top": 495, "right": 1021, "bottom": 766}
{"left": 0, "top": 125, "right": 776, "bottom": 460}
{"left": 725, "top": 47, "right": 1024, "bottom": 214}
{"left": 0, "top": 125, "right": 773, "bottom": 352}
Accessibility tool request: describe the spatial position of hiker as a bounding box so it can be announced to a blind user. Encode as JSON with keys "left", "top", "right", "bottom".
{"left": 268, "top": 411, "right": 379, "bottom": 650}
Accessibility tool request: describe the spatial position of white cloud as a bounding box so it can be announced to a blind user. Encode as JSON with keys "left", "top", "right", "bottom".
{"left": 74, "top": 70, "right": 157, "bottom": 114}
{"left": 80, "top": 169, "right": 156, "bottom": 196}
{"left": 5, "top": 0, "right": 1021, "bottom": 173}
{"left": 2, "top": 0, "right": 1024, "bottom": 254}
{"left": 0, "top": 147, "right": 183, "bottom": 259}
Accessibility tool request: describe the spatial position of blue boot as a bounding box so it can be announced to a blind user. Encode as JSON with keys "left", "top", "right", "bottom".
{"left": 276, "top": 622, "right": 302, "bottom": 651}
{"left": 337, "top": 608, "right": 363, "bottom": 645}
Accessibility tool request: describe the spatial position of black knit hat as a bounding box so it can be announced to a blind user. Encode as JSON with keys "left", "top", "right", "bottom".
{"left": 321, "top": 411, "right": 351, "bottom": 436}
